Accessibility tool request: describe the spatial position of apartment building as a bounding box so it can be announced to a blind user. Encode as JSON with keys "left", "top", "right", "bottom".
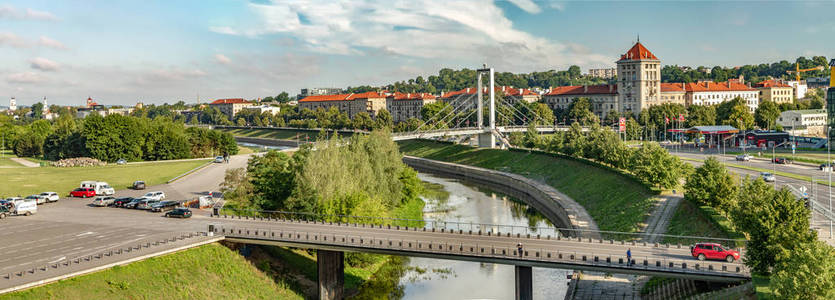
{"left": 684, "top": 81, "right": 759, "bottom": 112}
{"left": 386, "top": 92, "right": 436, "bottom": 122}
{"left": 209, "top": 98, "right": 254, "bottom": 118}
{"left": 298, "top": 92, "right": 387, "bottom": 118}
{"left": 753, "top": 79, "right": 794, "bottom": 105}
{"left": 543, "top": 84, "right": 618, "bottom": 120}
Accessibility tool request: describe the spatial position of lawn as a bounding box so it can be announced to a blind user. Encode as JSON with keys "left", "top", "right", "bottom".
{"left": 218, "top": 128, "right": 353, "bottom": 141}
{"left": 662, "top": 199, "right": 745, "bottom": 247}
{"left": 0, "top": 159, "right": 209, "bottom": 197}
{"left": 0, "top": 243, "right": 302, "bottom": 300}
{"left": 0, "top": 152, "right": 23, "bottom": 167}
{"left": 398, "top": 140, "right": 655, "bottom": 234}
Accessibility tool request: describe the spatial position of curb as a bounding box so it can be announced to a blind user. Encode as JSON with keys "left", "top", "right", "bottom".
{"left": 166, "top": 160, "right": 214, "bottom": 184}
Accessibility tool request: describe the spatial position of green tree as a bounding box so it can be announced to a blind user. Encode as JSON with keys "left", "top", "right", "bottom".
{"left": 686, "top": 105, "right": 717, "bottom": 127}
{"left": 567, "top": 97, "right": 596, "bottom": 125}
{"left": 684, "top": 157, "right": 737, "bottom": 212}
{"left": 630, "top": 143, "right": 689, "bottom": 189}
{"left": 276, "top": 92, "right": 290, "bottom": 103}
{"left": 374, "top": 109, "right": 393, "bottom": 129}
{"left": 770, "top": 241, "right": 835, "bottom": 300}
{"left": 352, "top": 112, "right": 374, "bottom": 130}
{"left": 529, "top": 102, "right": 555, "bottom": 125}
{"left": 31, "top": 102, "right": 44, "bottom": 119}
{"left": 754, "top": 100, "right": 780, "bottom": 130}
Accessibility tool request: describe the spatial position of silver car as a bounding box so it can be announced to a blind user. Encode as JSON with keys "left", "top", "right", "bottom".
{"left": 735, "top": 154, "right": 751, "bottom": 161}
{"left": 761, "top": 172, "right": 776, "bottom": 182}
{"left": 92, "top": 196, "right": 116, "bottom": 207}
{"left": 25, "top": 194, "right": 48, "bottom": 205}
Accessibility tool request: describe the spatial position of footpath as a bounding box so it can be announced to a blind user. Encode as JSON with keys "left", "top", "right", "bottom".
{"left": 9, "top": 158, "right": 39, "bottom": 168}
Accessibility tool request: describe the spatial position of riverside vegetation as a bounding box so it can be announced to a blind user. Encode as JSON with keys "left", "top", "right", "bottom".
{"left": 221, "top": 130, "right": 424, "bottom": 298}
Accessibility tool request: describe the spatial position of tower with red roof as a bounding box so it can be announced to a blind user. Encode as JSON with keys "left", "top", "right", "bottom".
{"left": 616, "top": 40, "right": 661, "bottom": 115}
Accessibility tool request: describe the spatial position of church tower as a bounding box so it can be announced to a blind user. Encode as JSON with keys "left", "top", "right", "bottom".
{"left": 616, "top": 40, "right": 661, "bottom": 116}
{"left": 9, "top": 97, "right": 16, "bottom": 111}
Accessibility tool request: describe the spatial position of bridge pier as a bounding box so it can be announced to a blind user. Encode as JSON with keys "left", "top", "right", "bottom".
{"left": 478, "top": 132, "right": 495, "bottom": 148}
{"left": 317, "top": 250, "right": 344, "bottom": 300}
{"left": 515, "top": 265, "right": 533, "bottom": 300}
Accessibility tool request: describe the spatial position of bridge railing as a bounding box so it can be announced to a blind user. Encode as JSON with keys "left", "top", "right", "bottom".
{"left": 213, "top": 224, "right": 750, "bottom": 278}
{"left": 216, "top": 208, "right": 747, "bottom": 249}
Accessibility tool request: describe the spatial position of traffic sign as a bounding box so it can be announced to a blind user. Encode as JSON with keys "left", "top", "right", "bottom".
{"left": 618, "top": 117, "right": 625, "bottom": 133}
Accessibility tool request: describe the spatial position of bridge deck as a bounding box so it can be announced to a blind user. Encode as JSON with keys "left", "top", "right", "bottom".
{"left": 212, "top": 216, "right": 750, "bottom": 282}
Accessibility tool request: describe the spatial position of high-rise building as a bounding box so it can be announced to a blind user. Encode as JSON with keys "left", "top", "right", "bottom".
{"left": 588, "top": 68, "right": 617, "bottom": 79}
{"left": 9, "top": 97, "right": 16, "bottom": 111}
{"left": 298, "top": 88, "right": 343, "bottom": 100}
{"left": 616, "top": 41, "right": 661, "bottom": 115}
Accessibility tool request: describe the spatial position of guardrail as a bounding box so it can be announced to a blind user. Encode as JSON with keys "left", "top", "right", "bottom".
{"left": 212, "top": 222, "right": 750, "bottom": 280}
{"left": 215, "top": 208, "right": 747, "bottom": 248}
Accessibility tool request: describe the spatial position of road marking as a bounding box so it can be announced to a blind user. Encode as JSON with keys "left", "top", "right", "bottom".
{"left": 48, "top": 256, "right": 66, "bottom": 263}
{"left": 75, "top": 231, "right": 95, "bottom": 237}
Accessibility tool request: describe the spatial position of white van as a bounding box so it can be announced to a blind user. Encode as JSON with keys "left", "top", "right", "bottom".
{"left": 3, "top": 198, "right": 37, "bottom": 216}
{"left": 80, "top": 181, "right": 115, "bottom": 196}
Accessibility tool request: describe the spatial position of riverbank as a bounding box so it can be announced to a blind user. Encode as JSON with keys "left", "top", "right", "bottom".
{"left": 398, "top": 140, "right": 655, "bottom": 234}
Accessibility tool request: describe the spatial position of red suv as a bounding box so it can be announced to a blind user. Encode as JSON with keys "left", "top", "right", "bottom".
{"left": 691, "top": 243, "right": 740, "bottom": 263}
{"left": 70, "top": 187, "right": 96, "bottom": 198}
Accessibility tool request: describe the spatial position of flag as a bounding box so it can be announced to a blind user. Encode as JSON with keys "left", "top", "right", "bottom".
{"left": 678, "top": 114, "right": 685, "bottom": 122}
{"left": 665, "top": 116, "right": 669, "bottom": 124}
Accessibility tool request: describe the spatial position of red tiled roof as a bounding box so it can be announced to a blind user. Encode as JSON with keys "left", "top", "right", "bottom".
{"left": 545, "top": 84, "right": 618, "bottom": 96}
{"left": 684, "top": 81, "right": 755, "bottom": 92}
{"left": 753, "top": 79, "right": 791, "bottom": 88}
{"left": 389, "top": 92, "right": 436, "bottom": 101}
{"left": 210, "top": 98, "right": 250, "bottom": 105}
{"left": 660, "top": 83, "right": 686, "bottom": 92}
{"left": 441, "top": 88, "right": 478, "bottom": 99}
{"left": 299, "top": 92, "right": 384, "bottom": 103}
{"left": 618, "top": 42, "right": 658, "bottom": 61}
{"left": 441, "top": 86, "right": 536, "bottom": 99}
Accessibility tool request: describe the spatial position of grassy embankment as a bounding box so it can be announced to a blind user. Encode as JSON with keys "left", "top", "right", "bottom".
{"left": 398, "top": 139, "right": 655, "bottom": 234}
{"left": 0, "top": 243, "right": 302, "bottom": 300}
{"left": 218, "top": 128, "right": 353, "bottom": 141}
{"left": 0, "top": 159, "right": 209, "bottom": 197}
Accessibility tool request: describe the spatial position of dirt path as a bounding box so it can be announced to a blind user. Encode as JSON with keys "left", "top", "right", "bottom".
{"left": 10, "top": 157, "right": 40, "bottom": 167}
{"left": 642, "top": 194, "right": 684, "bottom": 243}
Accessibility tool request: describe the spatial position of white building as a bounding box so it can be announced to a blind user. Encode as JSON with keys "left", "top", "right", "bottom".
{"left": 9, "top": 97, "right": 16, "bottom": 112}
{"left": 785, "top": 80, "right": 808, "bottom": 99}
{"left": 684, "top": 80, "right": 759, "bottom": 112}
{"left": 243, "top": 105, "right": 281, "bottom": 116}
{"left": 777, "top": 109, "right": 827, "bottom": 137}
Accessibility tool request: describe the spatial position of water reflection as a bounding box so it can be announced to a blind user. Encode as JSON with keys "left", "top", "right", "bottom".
{"left": 395, "top": 173, "right": 570, "bottom": 300}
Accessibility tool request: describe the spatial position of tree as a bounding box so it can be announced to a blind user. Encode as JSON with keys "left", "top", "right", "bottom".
{"left": 684, "top": 157, "right": 737, "bottom": 212}
{"left": 352, "top": 112, "right": 374, "bottom": 130}
{"left": 529, "top": 103, "right": 555, "bottom": 125}
{"left": 625, "top": 118, "right": 641, "bottom": 140}
{"left": 31, "top": 102, "right": 44, "bottom": 119}
{"left": 770, "top": 241, "right": 835, "bottom": 300}
{"left": 725, "top": 103, "right": 755, "bottom": 130}
{"left": 686, "top": 105, "right": 716, "bottom": 127}
{"left": 629, "top": 143, "right": 689, "bottom": 189}
{"left": 276, "top": 92, "right": 291, "bottom": 103}
{"left": 374, "top": 109, "right": 393, "bottom": 129}
{"left": 754, "top": 100, "right": 780, "bottom": 130}
{"left": 567, "top": 97, "right": 596, "bottom": 125}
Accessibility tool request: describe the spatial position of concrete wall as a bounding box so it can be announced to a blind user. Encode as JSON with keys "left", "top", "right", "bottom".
{"left": 402, "top": 156, "right": 598, "bottom": 235}
{"left": 234, "top": 136, "right": 299, "bottom": 147}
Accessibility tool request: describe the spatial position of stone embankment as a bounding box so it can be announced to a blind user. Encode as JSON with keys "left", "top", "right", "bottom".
{"left": 234, "top": 136, "right": 300, "bottom": 147}
{"left": 402, "top": 155, "right": 598, "bottom": 234}
{"left": 50, "top": 157, "right": 106, "bottom": 167}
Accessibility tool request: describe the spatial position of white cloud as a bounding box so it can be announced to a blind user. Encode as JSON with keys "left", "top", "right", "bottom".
{"left": 214, "top": 54, "right": 231, "bottom": 65}
{"left": 0, "top": 32, "right": 28, "bottom": 48}
{"left": 210, "top": 0, "right": 610, "bottom": 72}
{"left": 508, "top": 0, "right": 542, "bottom": 14}
{"left": 0, "top": 5, "right": 15, "bottom": 18}
{"left": 25, "top": 8, "right": 58, "bottom": 21}
{"left": 30, "top": 57, "right": 60, "bottom": 71}
{"left": 548, "top": 1, "right": 566, "bottom": 11}
{"left": 6, "top": 72, "right": 44, "bottom": 84}
{"left": 38, "top": 36, "right": 67, "bottom": 50}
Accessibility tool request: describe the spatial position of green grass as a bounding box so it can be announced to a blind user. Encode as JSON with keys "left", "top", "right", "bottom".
{"left": 0, "top": 159, "right": 209, "bottom": 197}
{"left": 218, "top": 128, "right": 352, "bottom": 141}
{"left": 663, "top": 199, "right": 745, "bottom": 247}
{"left": 398, "top": 140, "right": 655, "bottom": 234}
{"left": 0, "top": 243, "right": 302, "bottom": 300}
{"left": 753, "top": 274, "right": 773, "bottom": 299}
{"left": 726, "top": 150, "right": 831, "bottom": 165}
{"left": 0, "top": 151, "right": 23, "bottom": 167}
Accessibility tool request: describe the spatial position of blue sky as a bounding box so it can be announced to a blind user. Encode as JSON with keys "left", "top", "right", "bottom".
{"left": 1, "top": 0, "right": 833, "bottom": 106}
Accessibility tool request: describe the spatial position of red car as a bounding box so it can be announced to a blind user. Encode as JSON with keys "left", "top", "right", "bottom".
{"left": 691, "top": 243, "right": 740, "bottom": 263}
{"left": 70, "top": 187, "right": 96, "bottom": 198}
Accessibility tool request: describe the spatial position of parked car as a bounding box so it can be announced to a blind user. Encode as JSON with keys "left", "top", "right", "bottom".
{"left": 124, "top": 197, "right": 147, "bottom": 209}
{"left": 214, "top": 156, "right": 224, "bottom": 163}
{"left": 113, "top": 197, "right": 134, "bottom": 207}
{"left": 79, "top": 181, "right": 115, "bottom": 196}
{"left": 91, "top": 196, "right": 116, "bottom": 207}
{"left": 735, "top": 154, "right": 752, "bottom": 161}
{"left": 116, "top": 158, "right": 127, "bottom": 165}
{"left": 142, "top": 191, "right": 166, "bottom": 201}
{"left": 691, "top": 243, "right": 740, "bottom": 263}
{"left": 39, "top": 192, "right": 59, "bottom": 203}
{"left": 70, "top": 187, "right": 97, "bottom": 198}
{"left": 132, "top": 181, "right": 146, "bottom": 190}
{"left": 772, "top": 157, "right": 792, "bottom": 164}
{"left": 25, "top": 194, "right": 48, "bottom": 205}
{"left": 0, "top": 204, "right": 8, "bottom": 219}
{"left": 165, "top": 207, "right": 192, "bottom": 218}
{"left": 761, "top": 172, "right": 776, "bottom": 182}
{"left": 151, "top": 200, "right": 179, "bottom": 212}
{"left": 1, "top": 198, "right": 37, "bottom": 216}
{"left": 820, "top": 162, "right": 835, "bottom": 171}
{"left": 136, "top": 199, "right": 160, "bottom": 210}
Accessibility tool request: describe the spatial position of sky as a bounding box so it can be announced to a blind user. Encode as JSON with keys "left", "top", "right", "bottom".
{"left": 1, "top": 0, "right": 834, "bottom": 106}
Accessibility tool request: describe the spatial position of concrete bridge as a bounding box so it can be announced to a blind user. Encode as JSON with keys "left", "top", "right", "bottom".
{"left": 210, "top": 215, "right": 750, "bottom": 300}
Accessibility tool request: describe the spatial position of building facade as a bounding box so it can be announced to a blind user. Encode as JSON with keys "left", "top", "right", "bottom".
{"left": 778, "top": 109, "right": 827, "bottom": 137}
{"left": 616, "top": 42, "right": 661, "bottom": 114}
{"left": 386, "top": 92, "right": 436, "bottom": 122}
{"left": 209, "top": 98, "right": 253, "bottom": 118}
{"left": 8, "top": 97, "right": 16, "bottom": 112}
{"left": 500, "top": 86, "right": 540, "bottom": 104}
{"left": 298, "top": 92, "right": 387, "bottom": 118}
{"left": 785, "top": 80, "right": 808, "bottom": 99}
{"left": 588, "top": 68, "right": 617, "bottom": 79}
{"left": 298, "top": 88, "right": 342, "bottom": 100}
{"left": 754, "top": 80, "right": 794, "bottom": 104}
{"left": 659, "top": 83, "right": 687, "bottom": 106}
{"left": 543, "top": 85, "right": 618, "bottom": 120}
{"left": 684, "top": 81, "right": 759, "bottom": 112}
{"left": 243, "top": 105, "right": 281, "bottom": 116}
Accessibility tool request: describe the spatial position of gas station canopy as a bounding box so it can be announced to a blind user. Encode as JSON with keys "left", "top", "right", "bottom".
{"left": 667, "top": 125, "right": 739, "bottom": 134}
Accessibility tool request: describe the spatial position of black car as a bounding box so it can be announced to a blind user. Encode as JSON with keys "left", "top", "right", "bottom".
{"left": 165, "top": 208, "right": 192, "bottom": 218}
{"left": 772, "top": 157, "right": 792, "bottom": 164}
{"left": 112, "top": 197, "right": 134, "bottom": 207}
{"left": 123, "top": 197, "right": 147, "bottom": 209}
{"left": 151, "top": 200, "right": 179, "bottom": 212}
{"left": 132, "top": 181, "right": 146, "bottom": 190}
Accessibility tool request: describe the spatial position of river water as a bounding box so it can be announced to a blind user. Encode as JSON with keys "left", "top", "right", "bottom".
{"left": 395, "top": 173, "right": 571, "bottom": 300}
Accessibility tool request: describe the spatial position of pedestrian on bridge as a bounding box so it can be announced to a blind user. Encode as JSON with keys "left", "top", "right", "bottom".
{"left": 626, "top": 248, "right": 632, "bottom": 266}
{"left": 517, "top": 242, "right": 523, "bottom": 258}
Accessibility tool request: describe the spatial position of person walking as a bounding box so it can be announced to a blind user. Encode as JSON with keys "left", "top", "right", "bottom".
{"left": 626, "top": 248, "right": 632, "bottom": 266}
{"left": 517, "top": 242, "right": 523, "bottom": 258}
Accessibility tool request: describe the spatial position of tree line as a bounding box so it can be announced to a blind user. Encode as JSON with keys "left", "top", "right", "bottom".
{"left": 3, "top": 113, "right": 237, "bottom": 162}
{"left": 662, "top": 56, "right": 830, "bottom": 84}
{"left": 685, "top": 158, "right": 834, "bottom": 298}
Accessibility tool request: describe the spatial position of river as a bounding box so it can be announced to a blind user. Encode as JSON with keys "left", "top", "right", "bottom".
{"left": 393, "top": 173, "right": 572, "bottom": 300}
